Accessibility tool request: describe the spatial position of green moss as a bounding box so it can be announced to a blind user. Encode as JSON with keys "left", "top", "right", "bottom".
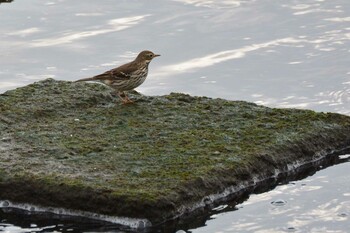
{"left": 1, "top": 78, "right": 350, "bottom": 221}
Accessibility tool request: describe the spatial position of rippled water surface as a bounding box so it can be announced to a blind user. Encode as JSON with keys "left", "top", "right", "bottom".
{"left": 1, "top": 0, "right": 349, "bottom": 113}
{"left": 0, "top": 0, "right": 349, "bottom": 232}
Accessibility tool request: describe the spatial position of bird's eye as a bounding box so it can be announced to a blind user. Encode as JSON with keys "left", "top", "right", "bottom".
{"left": 149, "top": 54, "right": 153, "bottom": 57}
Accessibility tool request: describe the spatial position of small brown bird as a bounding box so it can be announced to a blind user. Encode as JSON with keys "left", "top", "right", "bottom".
{"left": 76, "top": 50, "right": 160, "bottom": 104}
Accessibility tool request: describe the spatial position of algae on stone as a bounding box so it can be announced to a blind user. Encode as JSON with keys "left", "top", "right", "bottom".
{"left": 0, "top": 79, "right": 349, "bottom": 223}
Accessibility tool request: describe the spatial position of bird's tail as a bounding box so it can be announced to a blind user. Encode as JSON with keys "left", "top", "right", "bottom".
{"left": 75, "top": 77, "right": 96, "bottom": 82}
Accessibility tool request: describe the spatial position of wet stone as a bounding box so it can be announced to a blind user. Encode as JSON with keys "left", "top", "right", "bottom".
{"left": 175, "top": 230, "right": 187, "bottom": 233}
{"left": 0, "top": 79, "right": 350, "bottom": 225}
{"left": 1, "top": 201, "right": 9, "bottom": 207}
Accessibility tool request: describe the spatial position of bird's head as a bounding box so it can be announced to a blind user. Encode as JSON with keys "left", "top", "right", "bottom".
{"left": 136, "top": 50, "right": 160, "bottom": 63}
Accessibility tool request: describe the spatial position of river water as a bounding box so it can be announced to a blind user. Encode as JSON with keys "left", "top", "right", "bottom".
{"left": 0, "top": 0, "right": 349, "bottom": 232}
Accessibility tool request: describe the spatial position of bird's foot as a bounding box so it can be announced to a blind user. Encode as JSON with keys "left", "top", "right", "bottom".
{"left": 123, "top": 99, "right": 134, "bottom": 105}
{"left": 117, "top": 92, "right": 135, "bottom": 105}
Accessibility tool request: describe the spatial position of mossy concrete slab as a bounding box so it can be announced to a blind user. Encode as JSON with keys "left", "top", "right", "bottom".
{"left": 0, "top": 79, "right": 350, "bottom": 225}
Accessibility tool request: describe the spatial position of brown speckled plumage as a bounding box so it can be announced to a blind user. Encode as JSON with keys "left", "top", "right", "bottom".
{"left": 76, "top": 50, "right": 160, "bottom": 104}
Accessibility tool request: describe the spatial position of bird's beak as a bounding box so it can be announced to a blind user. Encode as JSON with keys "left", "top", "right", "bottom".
{"left": 154, "top": 54, "right": 161, "bottom": 57}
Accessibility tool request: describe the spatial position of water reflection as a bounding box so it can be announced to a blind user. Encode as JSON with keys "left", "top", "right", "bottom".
{"left": 156, "top": 37, "right": 313, "bottom": 75}
{"left": 324, "top": 17, "right": 350, "bottom": 22}
{"left": 6, "top": 28, "right": 41, "bottom": 37}
{"left": 31, "top": 15, "right": 150, "bottom": 47}
{"left": 172, "top": 0, "right": 245, "bottom": 9}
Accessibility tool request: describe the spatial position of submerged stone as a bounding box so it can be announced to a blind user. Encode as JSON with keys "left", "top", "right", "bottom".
{"left": 0, "top": 78, "right": 349, "bottom": 226}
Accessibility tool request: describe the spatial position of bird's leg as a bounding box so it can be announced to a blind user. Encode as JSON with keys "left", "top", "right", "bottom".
{"left": 117, "top": 92, "right": 127, "bottom": 103}
{"left": 123, "top": 92, "right": 134, "bottom": 104}
{"left": 118, "top": 92, "right": 134, "bottom": 104}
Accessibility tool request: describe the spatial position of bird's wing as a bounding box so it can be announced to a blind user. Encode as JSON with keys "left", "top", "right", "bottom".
{"left": 93, "top": 62, "right": 137, "bottom": 81}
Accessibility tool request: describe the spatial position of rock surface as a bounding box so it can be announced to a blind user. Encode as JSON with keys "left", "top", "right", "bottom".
{"left": 0, "top": 79, "right": 350, "bottom": 225}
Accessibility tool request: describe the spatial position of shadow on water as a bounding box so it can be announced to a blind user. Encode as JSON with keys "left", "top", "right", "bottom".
{"left": 1, "top": 151, "right": 349, "bottom": 233}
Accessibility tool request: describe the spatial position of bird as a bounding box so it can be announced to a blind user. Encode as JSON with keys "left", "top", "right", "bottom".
{"left": 75, "top": 50, "right": 160, "bottom": 104}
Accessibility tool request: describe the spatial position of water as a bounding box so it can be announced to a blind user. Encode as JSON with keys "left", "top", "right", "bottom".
{"left": 1, "top": 0, "right": 349, "bottom": 114}
{"left": 0, "top": 0, "right": 349, "bottom": 232}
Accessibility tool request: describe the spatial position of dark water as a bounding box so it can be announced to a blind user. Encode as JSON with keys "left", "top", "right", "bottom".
{"left": 1, "top": 0, "right": 349, "bottom": 232}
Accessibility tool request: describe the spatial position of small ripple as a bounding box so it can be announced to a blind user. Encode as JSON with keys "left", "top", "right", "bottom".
{"left": 172, "top": 0, "right": 245, "bottom": 9}
{"left": 324, "top": 17, "right": 350, "bottom": 22}
{"left": 284, "top": 226, "right": 297, "bottom": 232}
{"left": 316, "top": 87, "right": 350, "bottom": 114}
{"left": 337, "top": 212, "right": 348, "bottom": 218}
{"left": 271, "top": 199, "right": 287, "bottom": 206}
